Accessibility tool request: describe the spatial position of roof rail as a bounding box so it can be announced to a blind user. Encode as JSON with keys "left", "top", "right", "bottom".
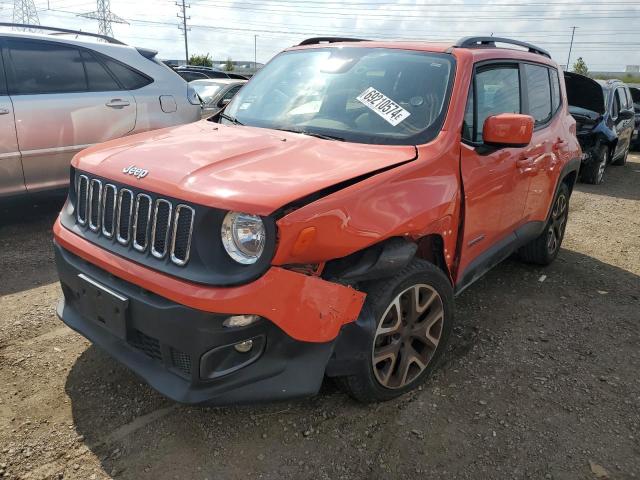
{"left": 0, "top": 22, "right": 126, "bottom": 45}
{"left": 455, "top": 36, "right": 551, "bottom": 59}
{"left": 298, "top": 37, "right": 370, "bottom": 46}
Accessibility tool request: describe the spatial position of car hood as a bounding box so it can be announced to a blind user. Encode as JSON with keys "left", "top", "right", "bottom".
{"left": 73, "top": 121, "right": 417, "bottom": 215}
{"left": 564, "top": 72, "right": 606, "bottom": 115}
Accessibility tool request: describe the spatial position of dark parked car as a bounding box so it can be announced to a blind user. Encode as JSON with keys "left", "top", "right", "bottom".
{"left": 176, "top": 65, "right": 249, "bottom": 80}
{"left": 175, "top": 69, "right": 208, "bottom": 82}
{"left": 564, "top": 73, "right": 635, "bottom": 184}
{"left": 629, "top": 86, "right": 640, "bottom": 150}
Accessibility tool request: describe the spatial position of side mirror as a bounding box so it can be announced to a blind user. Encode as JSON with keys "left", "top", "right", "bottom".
{"left": 218, "top": 97, "right": 231, "bottom": 108}
{"left": 618, "top": 109, "right": 634, "bottom": 121}
{"left": 483, "top": 113, "right": 534, "bottom": 148}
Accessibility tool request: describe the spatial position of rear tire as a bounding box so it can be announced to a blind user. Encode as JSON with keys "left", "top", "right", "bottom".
{"left": 518, "top": 182, "right": 570, "bottom": 266}
{"left": 580, "top": 145, "right": 607, "bottom": 185}
{"left": 338, "top": 259, "right": 454, "bottom": 403}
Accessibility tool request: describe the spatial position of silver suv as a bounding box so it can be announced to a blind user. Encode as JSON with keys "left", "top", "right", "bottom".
{"left": 0, "top": 27, "right": 201, "bottom": 199}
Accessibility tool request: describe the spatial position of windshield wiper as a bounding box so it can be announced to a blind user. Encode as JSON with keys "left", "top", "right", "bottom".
{"left": 219, "top": 112, "right": 243, "bottom": 125}
{"left": 275, "top": 127, "right": 345, "bottom": 142}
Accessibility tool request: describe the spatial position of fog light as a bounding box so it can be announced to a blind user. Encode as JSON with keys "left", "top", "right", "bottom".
{"left": 223, "top": 314, "right": 260, "bottom": 328}
{"left": 234, "top": 340, "right": 253, "bottom": 353}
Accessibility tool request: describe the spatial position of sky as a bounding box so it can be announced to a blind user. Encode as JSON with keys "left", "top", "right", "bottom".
{"left": 1, "top": 0, "right": 639, "bottom": 71}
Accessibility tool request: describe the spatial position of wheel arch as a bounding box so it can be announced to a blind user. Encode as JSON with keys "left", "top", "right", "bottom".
{"left": 322, "top": 233, "right": 452, "bottom": 286}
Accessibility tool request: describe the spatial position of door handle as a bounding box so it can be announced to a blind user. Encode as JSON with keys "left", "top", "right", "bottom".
{"left": 0, "top": 108, "right": 10, "bottom": 115}
{"left": 105, "top": 99, "right": 130, "bottom": 108}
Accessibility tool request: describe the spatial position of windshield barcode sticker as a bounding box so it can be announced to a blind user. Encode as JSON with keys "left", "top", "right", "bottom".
{"left": 356, "top": 87, "right": 411, "bottom": 126}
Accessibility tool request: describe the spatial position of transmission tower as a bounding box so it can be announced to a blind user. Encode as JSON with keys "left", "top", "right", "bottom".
{"left": 12, "top": 0, "right": 40, "bottom": 31}
{"left": 79, "top": 0, "right": 127, "bottom": 38}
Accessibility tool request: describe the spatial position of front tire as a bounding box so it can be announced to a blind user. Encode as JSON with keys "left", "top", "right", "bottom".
{"left": 338, "top": 259, "right": 454, "bottom": 403}
{"left": 518, "top": 182, "right": 570, "bottom": 265}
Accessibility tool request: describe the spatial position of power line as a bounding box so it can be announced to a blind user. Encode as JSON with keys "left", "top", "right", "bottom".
{"left": 79, "top": 0, "right": 127, "bottom": 37}
{"left": 12, "top": 0, "right": 40, "bottom": 29}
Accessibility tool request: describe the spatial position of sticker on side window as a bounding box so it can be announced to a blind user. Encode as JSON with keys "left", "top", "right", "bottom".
{"left": 356, "top": 87, "right": 411, "bottom": 126}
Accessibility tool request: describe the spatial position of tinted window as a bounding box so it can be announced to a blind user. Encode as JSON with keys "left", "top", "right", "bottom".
{"left": 550, "top": 68, "right": 561, "bottom": 113}
{"left": 6, "top": 40, "right": 86, "bottom": 94}
{"left": 101, "top": 57, "right": 152, "bottom": 90}
{"left": 524, "top": 63, "right": 552, "bottom": 125}
{"left": 81, "top": 51, "right": 119, "bottom": 91}
{"left": 473, "top": 66, "right": 520, "bottom": 142}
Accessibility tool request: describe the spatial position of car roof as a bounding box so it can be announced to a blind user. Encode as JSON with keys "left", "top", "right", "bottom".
{"left": 286, "top": 39, "right": 558, "bottom": 67}
{"left": 0, "top": 30, "right": 129, "bottom": 50}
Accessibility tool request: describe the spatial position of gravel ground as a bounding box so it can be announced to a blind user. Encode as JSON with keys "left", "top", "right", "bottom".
{"left": 0, "top": 154, "right": 639, "bottom": 480}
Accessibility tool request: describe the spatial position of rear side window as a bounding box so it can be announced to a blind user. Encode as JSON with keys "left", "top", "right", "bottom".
{"left": 6, "top": 40, "right": 86, "bottom": 94}
{"left": 100, "top": 57, "right": 152, "bottom": 90}
{"left": 472, "top": 65, "right": 521, "bottom": 142}
{"left": 81, "top": 51, "right": 120, "bottom": 92}
{"left": 524, "top": 63, "right": 552, "bottom": 125}
{"left": 550, "top": 68, "right": 561, "bottom": 113}
{"left": 612, "top": 89, "right": 621, "bottom": 118}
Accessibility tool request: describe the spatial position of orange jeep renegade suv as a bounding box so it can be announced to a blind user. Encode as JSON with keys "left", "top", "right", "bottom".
{"left": 53, "top": 37, "right": 581, "bottom": 404}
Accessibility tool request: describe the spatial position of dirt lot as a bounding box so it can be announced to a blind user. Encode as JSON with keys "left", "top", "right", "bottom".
{"left": 1, "top": 154, "right": 639, "bottom": 480}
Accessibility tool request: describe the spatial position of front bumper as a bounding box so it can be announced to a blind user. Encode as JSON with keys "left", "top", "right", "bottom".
{"left": 55, "top": 243, "right": 337, "bottom": 405}
{"left": 53, "top": 218, "right": 365, "bottom": 343}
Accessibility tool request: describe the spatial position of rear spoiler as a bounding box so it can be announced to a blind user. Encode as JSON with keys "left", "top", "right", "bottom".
{"left": 136, "top": 47, "right": 158, "bottom": 59}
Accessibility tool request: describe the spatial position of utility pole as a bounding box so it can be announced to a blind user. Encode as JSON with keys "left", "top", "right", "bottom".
{"left": 566, "top": 26, "right": 577, "bottom": 70}
{"left": 254, "top": 34, "right": 257, "bottom": 69}
{"left": 12, "top": 0, "right": 40, "bottom": 30}
{"left": 177, "top": 0, "right": 190, "bottom": 64}
{"left": 79, "top": 0, "right": 127, "bottom": 38}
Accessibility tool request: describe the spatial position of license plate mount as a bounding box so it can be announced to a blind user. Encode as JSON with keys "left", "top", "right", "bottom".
{"left": 77, "top": 274, "right": 129, "bottom": 340}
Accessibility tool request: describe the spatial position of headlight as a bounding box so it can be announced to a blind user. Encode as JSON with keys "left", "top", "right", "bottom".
{"left": 221, "top": 211, "right": 266, "bottom": 264}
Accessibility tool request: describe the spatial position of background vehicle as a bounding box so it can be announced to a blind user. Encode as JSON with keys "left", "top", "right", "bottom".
{"left": 190, "top": 78, "right": 246, "bottom": 118}
{"left": 564, "top": 73, "right": 635, "bottom": 184}
{"left": 0, "top": 24, "right": 201, "bottom": 200}
{"left": 175, "top": 65, "right": 249, "bottom": 80}
{"left": 53, "top": 36, "right": 580, "bottom": 406}
{"left": 629, "top": 86, "right": 640, "bottom": 150}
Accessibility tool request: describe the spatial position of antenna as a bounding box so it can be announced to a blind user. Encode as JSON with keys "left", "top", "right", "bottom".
{"left": 12, "top": 0, "right": 40, "bottom": 31}
{"left": 79, "top": 0, "right": 127, "bottom": 38}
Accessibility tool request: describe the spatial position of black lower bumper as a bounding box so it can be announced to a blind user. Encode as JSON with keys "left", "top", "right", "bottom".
{"left": 54, "top": 242, "right": 334, "bottom": 405}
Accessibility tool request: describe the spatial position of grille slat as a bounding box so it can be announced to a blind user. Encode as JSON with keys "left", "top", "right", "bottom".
{"left": 75, "top": 174, "right": 194, "bottom": 267}
{"left": 133, "top": 194, "right": 152, "bottom": 252}
{"left": 151, "top": 200, "right": 172, "bottom": 259}
{"left": 88, "top": 179, "right": 102, "bottom": 231}
{"left": 76, "top": 175, "right": 89, "bottom": 225}
{"left": 117, "top": 189, "right": 134, "bottom": 245}
{"left": 171, "top": 205, "right": 195, "bottom": 266}
{"left": 101, "top": 184, "right": 117, "bottom": 238}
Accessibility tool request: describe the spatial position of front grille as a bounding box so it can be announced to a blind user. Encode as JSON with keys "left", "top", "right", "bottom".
{"left": 75, "top": 173, "right": 195, "bottom": 267}
{"left": 129, "top": 329, "right": 162, "bottom": 361}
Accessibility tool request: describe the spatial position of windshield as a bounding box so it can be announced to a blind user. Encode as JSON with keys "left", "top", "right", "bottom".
{"left": 224, "top": 47, "right": 454, "bottom": 145}
{"left": 192, "top": 83, "right": 223, "bottom": 103}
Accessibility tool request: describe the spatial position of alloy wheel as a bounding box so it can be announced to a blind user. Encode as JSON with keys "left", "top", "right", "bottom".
{"left": 547, "top": 192, "right": 568, "bottom": 254}
{"left": 372, "top": 284, "right": 444, "bottom": 389}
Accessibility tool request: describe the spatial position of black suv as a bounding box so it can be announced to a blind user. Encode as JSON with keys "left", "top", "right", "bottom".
{"left": 564, "top": 74, "right": 635, "bottom": 184}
